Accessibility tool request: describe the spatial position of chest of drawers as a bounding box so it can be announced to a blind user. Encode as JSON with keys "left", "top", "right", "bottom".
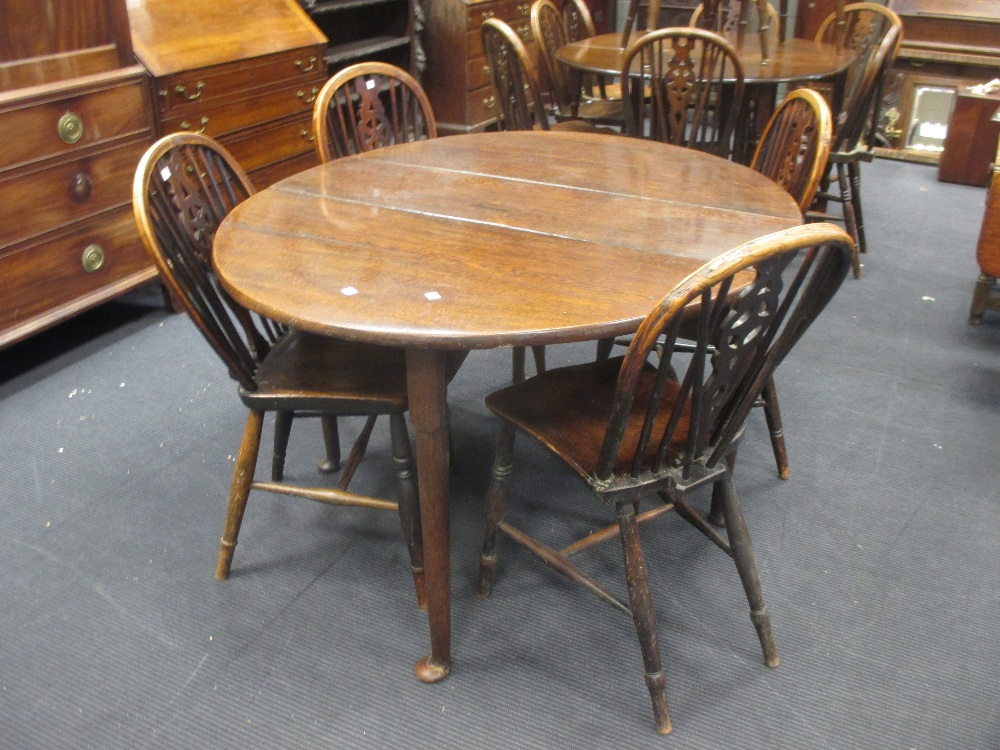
{"left": 128, "top": 0, "right": 328, "bottom": 188}
{"left": 0, "top": 0, "right": 158, "bottom": 349}
{"left": 423, "top": 0, "right": 539, "bottom": 133}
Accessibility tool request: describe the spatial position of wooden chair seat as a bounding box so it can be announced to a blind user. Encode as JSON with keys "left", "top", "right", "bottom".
{"left": 487, "top": 356, "right": 690, "bottom": 480}
{"left": 247, "top": 331, "right": 407, "bottom": 413}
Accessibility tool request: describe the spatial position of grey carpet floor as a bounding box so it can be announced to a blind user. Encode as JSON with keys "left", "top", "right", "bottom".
{"left": 1, "top": 157, "right": 997, "bottom": 749}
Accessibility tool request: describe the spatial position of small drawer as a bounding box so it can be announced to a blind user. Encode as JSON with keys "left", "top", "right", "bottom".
{"left": 222, "top": 113, "right": 316, "bottom": 174}
{"left": 468, "top": 56, "right": 492, "bottom": 92}
{"left": 155, "top": 47, "right": 327, "bottom": 115}
{"left": 160, "top": 81, "right": 321, "bottom": 140}
{"left": 0, "top": 75, "right": 150, "bottom": 171}
{"left": 0, "top": 207, "right": 153, "bottom": 331}
{"left": 0, "top": 139, "right": 148, "bottom": 248}
{"left": 468, "top": 1, "right": 504, "bottom": 27}
{"left": 466, "top": 85, "right": 501, "bottom": 128}
{"left": 468, "top": 22, "right": 532, "bottom": 59}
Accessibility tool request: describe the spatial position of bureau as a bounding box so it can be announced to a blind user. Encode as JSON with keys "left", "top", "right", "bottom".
{"left": 127, "top": 0, "right": 328, "bottom": 188}
{"left": 0, "top": 0, "right": 158, "bottom": 349}
{"left": 422, "top": 0, "right": 539, "bottom": 133}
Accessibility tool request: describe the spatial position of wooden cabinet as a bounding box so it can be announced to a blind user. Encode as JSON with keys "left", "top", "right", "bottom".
{"left": 128, "top": 0, "right": 328, "bottom": 189}
{"left": 0, "top": 0, "right": 158, "bottom": 349}
{"left": 299, "top": 0, "right": 418, "bottom": 75}
{"left": 423, "top": 0, "right": 539, "bottom": 133}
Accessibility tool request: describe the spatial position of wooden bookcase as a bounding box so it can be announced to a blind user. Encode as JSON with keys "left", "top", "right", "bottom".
{"left": 0, "top": 0, "right": 159, "bottom": 349}
{"left": 299, "top": 0, "right": 420, "bottom": 76}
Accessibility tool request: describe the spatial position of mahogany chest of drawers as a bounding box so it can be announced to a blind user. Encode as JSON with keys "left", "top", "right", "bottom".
{"left": 422, "top": 0, "right": 539, "bottom": 133}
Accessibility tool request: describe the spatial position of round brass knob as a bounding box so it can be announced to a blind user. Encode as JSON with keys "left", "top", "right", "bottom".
{"left": 81, "top": 244, "right": 105, "bottom": 273}
{"left": 58, "top": 112, "right": 84, "bottom": 144}
{"left": 69, "top": 173, "right": 93, "bottom": 202}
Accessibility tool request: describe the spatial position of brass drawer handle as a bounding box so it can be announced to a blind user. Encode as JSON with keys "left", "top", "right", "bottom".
{"left": 483, "top": 64, "right": 491, "bottom": 77}
{"left": 297, "top": 87, "right": 319, "bottom": 105}
{"left": 69, "top": 173, "right": 92, "bottom": 202}
{"left": 300, "top": 128, "right": 314, "bottom": 143}
{"left": 58, "top": 112, "right": 84, "bottom": 144}
{"left": 81, "top": 244, "right": 105, "bottom": 273}
{"left": 180, "top": 116, "right": 210, "bottom": 134}
{"left": 296, "top": 56, "right": 318, "bottom": 73}
{"left": 481, "top": 10, "right": 495, "bottom": 19}
{"left": 517, "top": 3, "right": 530, "bottom": 14}
{"left": 175, "top": 82, "right": 205, "bottom": 101}
{"left": 484, "top": 95, "right": 496, "bottom": 110}
{"left": 517, "top": 24, "right": 531, "bottom": 40}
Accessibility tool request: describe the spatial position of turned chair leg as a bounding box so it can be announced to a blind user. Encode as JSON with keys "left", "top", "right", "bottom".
{"left": 969, "top": 274, "right": 994, "bottom": 325}
{"left": 761, "top": 375, "right": 790, "bottom": 479}
{"left": 318, "top": 415, "right": 342, "bottom": 474}
{"left": 617, "top": 502, "right": 672, "bottom": 734}
{"left": 848, "top": 160, "right": 867, "bottom": 255}
{"left": 836, "top": 163, "right": 862, "bottom": 279}
{"left": 708, "top": 449, "right": 737, "bottom": 528}
{"left": 216, "top": 409, "right": 264, "bottom": 580}
{"left": 478, "top": 421, "right": 516, "bottom": 598}
{"left": 271, "top": 410, "right": 293, "bottom": 481}
{"left": 389, "top": 413, "right": 426, "bottom": 611}
{"left": 716, "top": 472, "right": 779, "bottom": 668}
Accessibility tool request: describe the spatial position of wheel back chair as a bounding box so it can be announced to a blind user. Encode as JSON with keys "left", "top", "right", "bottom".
{"left": 620, "top": 27, "right": 745, "bottom": 159}
{"left": 531, "top": 0, "right": 624, "bottom": 127}
{"left": 806, "top": 3, "right": 903, "bottom": 276}
{"left": 477, "top": 222, "right": 854, "bottom": 734}
{"left": 312, "top": 61, "right": 437, "bottom": 162}
{"left": 600, "top": 86, "right": 835, "bottom": 483}
{"left": 132, "top": 133, "right": 426, "bottom": 609}
{"left": 690, "top": 0, "right": 780, "bottom": 49}
{"left": 561, "top": 0, "right": 621, "bottom": 102}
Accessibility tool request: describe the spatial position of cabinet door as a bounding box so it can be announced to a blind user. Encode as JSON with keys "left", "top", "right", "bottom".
{"left": 794, "top": 0, "right": 839, "bottom": 39}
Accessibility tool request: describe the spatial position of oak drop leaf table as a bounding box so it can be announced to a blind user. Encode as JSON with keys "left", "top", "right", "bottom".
{"left": 212, "top": 131, "right": 802, "bottom": 683}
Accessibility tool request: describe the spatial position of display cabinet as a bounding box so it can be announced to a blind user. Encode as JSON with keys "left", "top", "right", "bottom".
{"left": 300, "top": 0, "right": 420, "bottom": 75}
{"left": 128, "top": 0, "right": 329, "bottom": 188}
{"left": 0, "top": 0, "right": 158, "bottom": 349}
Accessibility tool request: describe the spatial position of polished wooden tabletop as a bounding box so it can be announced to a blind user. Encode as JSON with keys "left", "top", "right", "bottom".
{"left": 556, "top": 32, "right": 854, "bottom": 83}
{"left": 213, "top": 131, "right": 801, "bottom": 684}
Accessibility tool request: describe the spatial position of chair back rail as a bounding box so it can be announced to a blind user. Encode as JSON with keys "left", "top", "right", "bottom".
{"left": 482, "top": 17, "right": 551, "bottom": 131}
{"left": 594, "top": 223, "right": 854, "bottom": 485}
{"left": 751, "top": 87, "right": 833, "bottom": 210}
{"left": 833, "top": 23, "right": 901, "bottom": 153}
{"left": 312, "top": 61, "right": 437, "bottom": 163}
{"left": 532, "top": 0, "right": 584, "bottom": 117}
{"left": 133, "top": 133, "right": 275, "bottom": 390}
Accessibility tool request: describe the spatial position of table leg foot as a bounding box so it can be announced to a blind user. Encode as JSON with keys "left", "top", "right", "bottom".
{"left": 416, "top": 656, "right": 451, "bottom": 683}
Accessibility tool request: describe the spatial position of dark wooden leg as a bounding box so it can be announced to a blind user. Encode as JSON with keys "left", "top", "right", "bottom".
{"left": 390, "top": 413, "right": 426, "bottom": 612}
{"left": 848, "top": 160, "right": 867, "bottom": 255}
{"left": 761, "top": 375, "right": 789, "bottom": 480}
{"left": 969, "top": 274, "right": 993, "bottom": 325}
{"left": 617, "top": 502, "right": 671, "bottom": 734}
{"left": 595, "top": 337, "right": 615, "bottom": 361}
{"left": 478, "top": 421, "right": 516, "bottom": 598}
{"left": 708, "top": 450, "right": 736, "bottom": 528}
{"left": 836, "top": 163, "right": 862, "bottom": 278}
{"left": 717, "top": 472, "right": 779, "bottom": 668}
{"left": 406, "top": 347, "right": 452, "bottom": 683}
{"left": 512, "top": 346, "right": 527, "bottom": 383}
{"left": 216, "top": 409, "right": 263, "bottom": 580}
{"left": 271, "top": 410, "right": 293, "bottom": 481}
{"left": 318, "top": 415, "right": 342, "bottom": 474}
{"left": 530, "top": 345, "right": 546, "bottom": 375}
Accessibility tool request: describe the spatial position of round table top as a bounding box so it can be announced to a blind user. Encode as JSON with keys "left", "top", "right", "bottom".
{"left": 556, "top": 33, "right": 854, "bottom": 84}
{"left": 213, "top": 131, "right": 801, "bottom": 350}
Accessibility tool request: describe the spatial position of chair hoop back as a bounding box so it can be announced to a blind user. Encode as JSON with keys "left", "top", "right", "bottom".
{"left": 814, "top": 2, "right": 902, "bottom": 140}
{"left": 133, "top": 133, "right": 278, "bottom": 390}
{"left": 690, "top": 0, "right": 779, "bottom": 45}
{"left": 561, "top": 0, "right": 597, "bottom": 42}
{"left": 482, "top": 17, "right": 550, "bottom": 131}
{"left": 750, "top": 88, "right": 833, "bottom": 211}
{"left": 594, "top": 223, "right": 854, "bottom": 484}
{"left": 833, "top": 22, "right": 901, "bottom": 152}
{"left": 532, "top": 0, "right": 582, "bottom": 117}
{"left": 312, "top": 61, "right": 437, "bottom": 163}
{"left": 620, "top": 28, "right": 744, "bottom": 156}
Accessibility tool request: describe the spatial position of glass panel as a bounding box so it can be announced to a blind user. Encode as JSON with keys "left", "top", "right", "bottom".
{"left": 905, "top": 85, "right": 955, "bottom": 153}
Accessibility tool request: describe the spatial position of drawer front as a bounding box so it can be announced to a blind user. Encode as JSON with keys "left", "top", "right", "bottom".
{"left": 467, "top": 86, "right": 501, "bottom": 128}
{"left": 248, "top": 150, "right": 318, "bottom": 191}
{"left": 467, "top": 0, "right": 531, "bottom": 27}
{"left": 0, "top": 207, "right": 152, "bottom": 330}
{"left": 160, "top": 81, "right": 319, "bottom": 140}
{"left": 0, "top": 139, "right": 148, "bottom": 248}
{"left": 0, "top": 79, "right": 149, "bottom": 171}
{"left": 156, "top": 47, "right": 327, "bottom": 116}
{"left": 222, "top": 114, "right": 316, "bottom": 174}
{"left": 468, "top": 22, "right": 533, "bottom": 60}
{"left": 468, "top": 56, "right": 492, "bottom": 92}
